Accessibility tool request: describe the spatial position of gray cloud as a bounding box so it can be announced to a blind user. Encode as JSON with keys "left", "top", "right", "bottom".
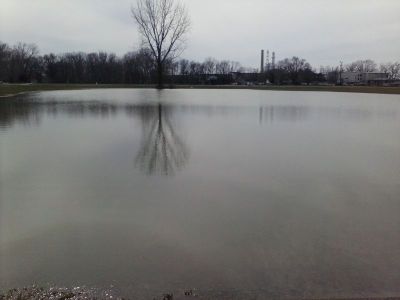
{"left": 1, "top": 0, "right": 399, "bottom": 68}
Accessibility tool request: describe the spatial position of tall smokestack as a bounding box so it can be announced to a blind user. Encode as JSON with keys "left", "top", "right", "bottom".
{"left": 260, "top": 50, "right": 265, "bottom": 73}
{"left": 266, "top": 50, "right": 270, "bottom": 71}
{"left": 272, "top": 51, "right": 276, "bottom": 70}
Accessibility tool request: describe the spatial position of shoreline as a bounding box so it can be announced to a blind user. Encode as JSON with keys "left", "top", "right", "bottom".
{"left": 1, "top": 84, "right": 400, "bottom": 98}
{"left": 1, "top": 286, "right": 400, "bottom": 300}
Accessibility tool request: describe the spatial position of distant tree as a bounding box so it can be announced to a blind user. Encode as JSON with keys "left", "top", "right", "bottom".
{"left": 123, "top": 48, "right": 155, "bottom": 83}
{"left": 169, "top": 60, "right": 180, "bottom": 75}
{"left": 202, "top": 57, "right": 216, "bottom": 74}
{"left": 380, "top": 62, "right": 400, "bottom": 79}
{"left": 131, "top": 0, "right": 190, "bottom": 88}
{"left": 178, "top": 59, "right": 190, "bottom": 75}
{"left": 8, "top": 43, "right": 39, "bottom": 82}
{"left": 0, "top": 42, "right": 11, "bottom": 81}
{"left": 97, "top": 52, "right": 111, "bottom": 83}
{"left": 216, "top": 60, "right": 231, "bottom": 74}
{"left": 30, "top": 55, "right": 45, "bottom": 83}
{"left": 345, "top": 59, "right": 377, "bottom": 72}
{"left": 300, "top": 68, "right": 316, "bottom": 85}
{"left": 64, "top": 52, "right": 87, "bottom": 83}
{"left": 43, "top": 53, "right": 58, "bottom": 82}
{"left": 189, "top": 61, "right": 203, "bottom": 75}
{"left": 229, "top": 61, "right": 242, "bottom": 73}
{"left": 278, "top": 56, "right": 311, "bottom": 84}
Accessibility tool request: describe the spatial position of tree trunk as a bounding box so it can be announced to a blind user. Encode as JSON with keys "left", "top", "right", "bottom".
{"left": 157, "top": 61, "right": 163, "bottom": 89}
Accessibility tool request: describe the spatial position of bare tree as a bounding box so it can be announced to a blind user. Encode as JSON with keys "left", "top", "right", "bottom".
{"left": 345, "top": 59, "right": 377, "bottom": 72}
{"left": 229, "top": 61, "right": 242, "bottom": 73}
{"left": 380, "top": 62, "right": 400, "bottom": 79}
{"left": 189, "top": 61, "right": 203, "bottom": 75}
{"left": 215, "top": 60, "right": 231, "bottom": 74}
{"left": 278, "top": 56, "right": 311, "bottom": 84}
{"left": 0, "top": 42, "right": 11, "bottom": 81}
{"left": 178, "top": 58, "right": 190, "bottom": 75}
{"left": 8, "top": 43, "right": 39, "bottom": 82}
{"left": 203, "top": 57, "right": 216, "bottom": 74}
{"left": 131, "top": 0, "right": 190, "bottom": 88}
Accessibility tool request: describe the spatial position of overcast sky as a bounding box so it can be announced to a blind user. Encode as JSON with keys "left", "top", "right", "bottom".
{"left": 1, "top": 0, "right": 399, "bottom": 69}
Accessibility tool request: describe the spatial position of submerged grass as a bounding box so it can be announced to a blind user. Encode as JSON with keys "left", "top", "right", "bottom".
{"left": 1, "top": 83, "right": 400, "bottom": 97}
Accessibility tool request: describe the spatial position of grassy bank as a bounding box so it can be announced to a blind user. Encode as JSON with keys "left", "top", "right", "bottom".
{"left": 1, "top": 83, "right": 400, "bottom": 97}
{"left": 0, "top": 84, "right": 155, "bottom": 97}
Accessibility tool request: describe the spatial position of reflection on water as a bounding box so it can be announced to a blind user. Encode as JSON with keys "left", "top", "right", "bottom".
{"left": 1, "top": 96, "right": 397, "bottom": 130}
{"left": 1, "top": 89, "right": 400, "bottom": 299}
{"left": 0, "top": 99, "right": 188, "bottom": 176}
{"left": 258, "top": 105, "right": 310, "bottom": 124}
{"left": 134, "top": 104, "right": 188, "bottom": 176}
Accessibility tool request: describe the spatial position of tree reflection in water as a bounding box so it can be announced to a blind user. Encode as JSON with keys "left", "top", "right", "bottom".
{"left": 134, "top": 103, "right": 189, "bottom": 176}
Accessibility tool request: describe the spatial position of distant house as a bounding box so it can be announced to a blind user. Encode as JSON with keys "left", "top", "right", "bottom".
{"left": 341, "top": 72, "right": 388, "bottom": 84}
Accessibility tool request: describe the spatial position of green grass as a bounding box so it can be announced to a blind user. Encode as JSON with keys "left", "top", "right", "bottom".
{"left": 1, "top": 83, "right": 400, "bottom": 97}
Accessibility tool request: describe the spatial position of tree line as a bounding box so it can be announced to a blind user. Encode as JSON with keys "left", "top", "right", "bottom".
{"left": 0, "top": 41, "right": 245, "bottom": 84}
{"left": 1, "top": 41, "right": 399, "bottom": 85}
{"left": 0, "top": 42, "right": 154, "bottom": 84}
{"left": 266, "top": 56, "right": 324, "bottom": 85}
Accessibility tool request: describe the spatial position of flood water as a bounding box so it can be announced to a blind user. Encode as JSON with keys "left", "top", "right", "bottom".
{"left": 1, "top": 89, "right": 400, "bottom": 299}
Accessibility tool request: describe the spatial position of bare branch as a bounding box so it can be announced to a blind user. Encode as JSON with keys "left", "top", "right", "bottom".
{"left": 131, "top": 0, "right": 190, "bottom": 86}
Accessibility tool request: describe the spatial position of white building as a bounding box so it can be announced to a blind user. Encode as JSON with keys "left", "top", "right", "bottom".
{"left": 341, "top": 72, "right": 388, "bottom": 84}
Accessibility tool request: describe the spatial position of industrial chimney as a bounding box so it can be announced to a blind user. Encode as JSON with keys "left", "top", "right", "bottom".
{"left": 260, "top": 50, "right": 265, "bottom": 73}
{"left": 272, "top": 52, "right": 276, "bottom": 70}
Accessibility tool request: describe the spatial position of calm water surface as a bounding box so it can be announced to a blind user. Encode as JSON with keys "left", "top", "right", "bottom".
{"left": 1, "top": 89, "right": 400, "bottom": 299}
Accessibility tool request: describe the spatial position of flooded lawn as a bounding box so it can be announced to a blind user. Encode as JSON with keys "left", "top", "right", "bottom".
{"left": 1, "top": 89, "right": 400, "bottom": 299}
